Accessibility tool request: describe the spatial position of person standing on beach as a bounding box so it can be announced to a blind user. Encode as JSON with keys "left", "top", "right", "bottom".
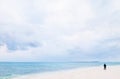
{"left": 104, "top": 64, "right": 107, "bottom": 70}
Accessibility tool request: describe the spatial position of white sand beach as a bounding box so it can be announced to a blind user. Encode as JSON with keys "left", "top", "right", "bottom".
{"left": 12, "top": 65, "right": 120, "bottom": 79}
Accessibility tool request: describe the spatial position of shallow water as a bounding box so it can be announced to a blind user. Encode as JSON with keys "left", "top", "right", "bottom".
{"left": 0, "top": 62, "right": 120, "bottom": 79}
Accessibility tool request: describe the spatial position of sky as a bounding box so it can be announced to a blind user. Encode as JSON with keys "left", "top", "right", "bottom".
{"left": 0, "top": 0, "right": 120, "bottom": 62}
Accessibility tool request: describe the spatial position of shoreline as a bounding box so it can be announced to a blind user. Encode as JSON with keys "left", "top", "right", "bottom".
{"left": 12, "top": 65, "right": 120, "bottom": 79}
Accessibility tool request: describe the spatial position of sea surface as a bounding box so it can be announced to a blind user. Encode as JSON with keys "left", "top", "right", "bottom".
{"left": 0, "top": 62, "right": 120, "bottom": 79}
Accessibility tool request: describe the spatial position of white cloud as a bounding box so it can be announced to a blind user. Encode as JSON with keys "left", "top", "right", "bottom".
{"left": 0, "top": 0, "right": 27, "bottom": 24}
{"left": 0, "top": 44, "right": 8, "bottom": 54}
{"left": 0, "top": 0, "right": 120, "bottom": 61}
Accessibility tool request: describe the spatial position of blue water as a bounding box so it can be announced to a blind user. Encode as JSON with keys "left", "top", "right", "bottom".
{"left": 0, "top": 62, "right": 120, "bottom": 79}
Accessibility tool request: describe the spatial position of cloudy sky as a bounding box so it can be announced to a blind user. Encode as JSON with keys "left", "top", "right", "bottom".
{"left": 0, "top": 0, "right": 120, "bottom": 62}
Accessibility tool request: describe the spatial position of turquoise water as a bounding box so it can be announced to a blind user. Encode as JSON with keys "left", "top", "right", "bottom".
{"left": 0, "top": 62, "right": 120, "bottom": 79}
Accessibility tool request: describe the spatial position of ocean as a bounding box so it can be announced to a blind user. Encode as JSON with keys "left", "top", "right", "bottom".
{"left": 0, "top": 62, "right": 120, "bottom": 79}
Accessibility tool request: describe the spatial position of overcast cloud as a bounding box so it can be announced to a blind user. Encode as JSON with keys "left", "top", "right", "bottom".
{"left": 0, "top": 0, "right": 120, "bottom": 62}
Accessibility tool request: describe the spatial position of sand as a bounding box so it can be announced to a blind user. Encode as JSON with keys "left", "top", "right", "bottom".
{"left": 12, "top": 65, "right": 120, "bottom": 79}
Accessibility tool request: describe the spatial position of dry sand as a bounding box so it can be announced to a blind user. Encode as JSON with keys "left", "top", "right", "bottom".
{"left": 12, "top": 65, "right": 120, "bottom": 79}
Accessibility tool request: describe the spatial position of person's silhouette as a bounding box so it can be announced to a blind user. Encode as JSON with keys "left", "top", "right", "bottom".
{"left": 104, "top": 64, "right": 107, "bottom": 70}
